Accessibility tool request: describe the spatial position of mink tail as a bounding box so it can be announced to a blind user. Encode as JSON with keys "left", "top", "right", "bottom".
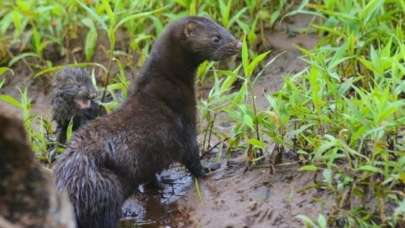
{"left": 54, "top": 152, "right": 124, "bottom": 228}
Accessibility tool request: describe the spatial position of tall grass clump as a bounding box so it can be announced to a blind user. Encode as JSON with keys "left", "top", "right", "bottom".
{"left": 0, "top": 89, "right": 51, "bottom": 161}
{"left": 263, "top": 0, "right": 404, "bottom": 226}
{"left": 0, "top": 0, "right": 290, "bottom": 67}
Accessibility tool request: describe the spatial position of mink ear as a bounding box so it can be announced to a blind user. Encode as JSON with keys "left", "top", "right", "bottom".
{"left": 184, "top": 21, "right": 198, "bottom": 38}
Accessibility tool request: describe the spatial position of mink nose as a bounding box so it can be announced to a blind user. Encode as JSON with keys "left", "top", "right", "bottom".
{"left": 235, "top": 41, "right": 242, "bottom": 49}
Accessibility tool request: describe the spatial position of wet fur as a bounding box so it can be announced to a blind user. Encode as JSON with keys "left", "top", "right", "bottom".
{"left": 54, "top": 16, "right": 240, "bottom": 228}
{"left": 0, "top": 114, "right": 75, "bottom": 228}
{"left": 51, "top": 67, "right": 106, "bottom": 146}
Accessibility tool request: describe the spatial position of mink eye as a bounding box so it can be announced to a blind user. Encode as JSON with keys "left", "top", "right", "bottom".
{"left": 212, "top": 35, "right": 221, "bottom": 43}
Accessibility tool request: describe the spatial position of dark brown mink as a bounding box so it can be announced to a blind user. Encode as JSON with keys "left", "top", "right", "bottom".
{"left": 51, "top": 67, "right": 106, "bottom": 147}
{"left": 54, "top": 16, "right": 241, "bottom": 228}
{"left": 0, "top": 113, "right": 75, "bottom": 228}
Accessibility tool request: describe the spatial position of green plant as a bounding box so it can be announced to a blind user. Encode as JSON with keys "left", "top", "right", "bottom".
{"left": 260, "top": 0, "right": 405, "bottom": 226}
{"left": 0, "top": 67, "right": 13, "bottom": 88}
{"left": 198, "top": 37, "right": 270, "bottom": 161}
{"left": 297, "top": 214, "right": 328, "bottom": 228}
{"left": 0, "top": 88, "right": 51, "bottom": 161}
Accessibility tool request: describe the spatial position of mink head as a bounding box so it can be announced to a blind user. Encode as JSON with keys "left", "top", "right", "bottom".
{"left": 53, "top": 67, "right": 97, "bottom": 110}
{"left": 172, "top": 16, "right": 241, "bottom": 62}
{"left": 0, "top": 114, "right": 34, "bottom": 171}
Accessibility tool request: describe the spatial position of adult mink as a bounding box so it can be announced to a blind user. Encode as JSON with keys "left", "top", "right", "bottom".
{"left": 0, "top": 113, "right": 75, "bottom": 228}
{"left": 54, "top": 16, "right": 241, "bottom": 228}
{"left": 51, "top": 67, "right": 106, "bottom": 147}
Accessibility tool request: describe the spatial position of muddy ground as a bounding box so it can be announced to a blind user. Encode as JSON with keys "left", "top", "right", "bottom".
{"left": 0, "top": 15, "right": 329, "bottom": 228}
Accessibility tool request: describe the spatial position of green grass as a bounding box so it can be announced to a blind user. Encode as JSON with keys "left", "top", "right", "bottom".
{"left": 264, "top": 0, "right": 405, "bottom": 226}
{"left": 0, "top": 0, "right": 404, "bottom": 227}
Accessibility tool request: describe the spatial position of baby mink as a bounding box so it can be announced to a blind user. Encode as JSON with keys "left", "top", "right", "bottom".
{"left": 51, "top": 67, "right": 106, "bottom": 146}
{"left": 0, "top": 113, "right": 75, "bottom": 228}
{"left": 54, "top": 16, "right": 241, "bottom": 228}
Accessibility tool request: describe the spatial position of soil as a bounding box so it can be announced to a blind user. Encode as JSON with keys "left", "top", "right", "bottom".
{"left": 175, "top": 159, "right": 331, "bottom": 228}
{"left": 0, "top": 14, "right": 328, "bottom": 228}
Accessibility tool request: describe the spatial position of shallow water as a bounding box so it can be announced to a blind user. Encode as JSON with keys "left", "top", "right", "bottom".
{"left": 120, "top": 165, "right": 192, "bottom": 227}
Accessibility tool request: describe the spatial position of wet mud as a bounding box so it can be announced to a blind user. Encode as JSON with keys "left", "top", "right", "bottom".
{"left": 120, "top": 166, "right": 193, "bottom": 227}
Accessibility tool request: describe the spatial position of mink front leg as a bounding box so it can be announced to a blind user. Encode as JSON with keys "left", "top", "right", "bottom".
{"left": 55, "top": 121, "right": 68, "bottom": 147}
{"left": 49, "top": 121, "right": 68, "bottom": 162}
{"left": 182, "top": 134, "right": 207, "bottom": 177}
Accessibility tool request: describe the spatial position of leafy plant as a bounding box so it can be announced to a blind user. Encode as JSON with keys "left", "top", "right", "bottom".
{"left": 0, "top": 89, "right": 51, "bottom": 161}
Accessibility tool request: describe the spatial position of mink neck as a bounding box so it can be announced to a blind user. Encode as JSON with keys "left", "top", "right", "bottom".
{"left": 126, "top": 33, "right": 201, "bottom": 123}
{"left": 140, "top": 34, "right": 202, "bottom": 89}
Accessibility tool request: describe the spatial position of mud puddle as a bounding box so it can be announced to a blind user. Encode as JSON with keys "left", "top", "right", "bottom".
{"left": 117, "top": 153, "right": 332, "bottom": 228}
{"left": 119, "top": 165, "right": 193, "bottom": 227}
